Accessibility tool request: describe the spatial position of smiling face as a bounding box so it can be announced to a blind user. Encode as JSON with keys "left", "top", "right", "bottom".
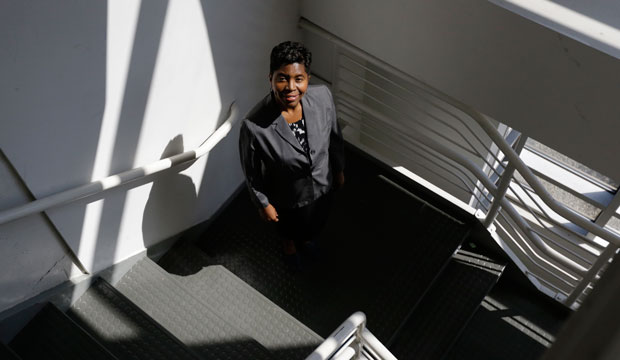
{"left": 269, "top": 62, "right": 309, "bottom": 111}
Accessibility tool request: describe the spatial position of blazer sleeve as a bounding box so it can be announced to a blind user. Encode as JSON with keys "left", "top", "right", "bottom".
{"left": 326, "top": 86, "right": 345, "bottom": 173}
{"left": 239, "top": 120, "right": 270, "bottom": 208}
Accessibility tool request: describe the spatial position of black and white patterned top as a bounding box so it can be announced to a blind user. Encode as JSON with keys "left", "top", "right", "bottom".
{"left": 288, "top": 118, "right": 310, "bottom": 154}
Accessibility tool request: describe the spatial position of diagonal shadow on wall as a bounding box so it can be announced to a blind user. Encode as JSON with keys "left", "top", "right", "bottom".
{"left": 193, "top": 0, "right": 301, "bottom": 223}
{"left": 89, "top": 0, "right": 170, "bottom": 273}
{"left": 0, "top": 0, "right": 107, "bottom": 310}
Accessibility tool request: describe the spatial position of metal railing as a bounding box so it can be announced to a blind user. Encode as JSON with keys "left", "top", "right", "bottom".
{"left": 306, "top": 312, "right": 397, "bottom": 360}
{"left": 0, "top": 103, "right": 239, "bottom": 271}
{"left": 300, "top": 17, "right": 619, "bottom": 309}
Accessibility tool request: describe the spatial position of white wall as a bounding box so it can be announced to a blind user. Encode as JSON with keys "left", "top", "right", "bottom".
{"left": 0, "top": 155, "right": 79, "bottom": 312}
{"left": 301, "top": 0, "right": 620, "bottom": 183}
{"left": 490, "top": 0, "right": 620, "bottom": 61}
{"left": 0, "top": 0, "right": 300, "bottom": 313}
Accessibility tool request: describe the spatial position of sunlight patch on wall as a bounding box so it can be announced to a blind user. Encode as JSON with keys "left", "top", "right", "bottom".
{"left": 75, "top": 0, "right": 143, "bottom": 273}
{"left": 134, "top": 0, "right": 221, "bottom": 173}
{"left": 111, "top": 0, "right": 221, "bottom": 262}
{"left": 92, "top": 0, "right": 142, "bottom": 182}
{"left": 73, "top": 200, "right": 105, "bottom": 276}
{"left": 75, "top": 0, "right": 222, "bottom": 271}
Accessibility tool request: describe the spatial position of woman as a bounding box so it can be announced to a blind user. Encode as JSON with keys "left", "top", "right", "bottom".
{"left": 239, "top": 41, "right": 345, "bottom": 265}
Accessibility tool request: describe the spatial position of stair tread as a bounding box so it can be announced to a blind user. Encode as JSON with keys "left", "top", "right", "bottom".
{"left": 114, "top": 257, "right": 276, "bottom": 360}
{"left": 159, "top": 242, "right": 323, "bottom": 360}
{"left": 361, "top": 177, "right": 472, "bottom": 341}
{"left": 197, "top": 172, "right": 470, "bottom": 343}
{"left": 9, "top": 303, "right": 117, "bottom": 360}
{"left": 444, "top": 279, "right": 559, "bottom": 360}
{"left": 389, "top": 252, "right": 505, "bottom": 360}
{"left": 68, "top": 278, "right": 200, "bottom": 360}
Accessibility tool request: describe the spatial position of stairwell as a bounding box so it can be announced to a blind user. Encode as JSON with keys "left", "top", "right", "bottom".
{"left": 0, "top": 144, "right": 567, "bottom": 359}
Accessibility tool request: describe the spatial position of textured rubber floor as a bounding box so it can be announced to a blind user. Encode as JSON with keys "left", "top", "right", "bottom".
{"left": 196, "top": 200, "right": 313, "bottom": 324}
{"left": 114, "top": 257, "right": 276, "bottom": 360}
{"left": 1, "top": 341, "right": 21, "bottom": 360}
{"left": 388, "top": 250, "right": 505, "bottom": 360}
{"left": 195, "top": 151, "right": 470, "bottom": 343}
{"left": 159, "top": 242, "right": 323, "bottom": 360}
{"left": 68, "top": 279, "right": 200, "bottom": 360}
{"left": 9, "top": 303, "right": 116, "bottom": 360}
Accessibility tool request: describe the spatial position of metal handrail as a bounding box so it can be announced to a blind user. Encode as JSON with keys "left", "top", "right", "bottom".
{"left": 338, "top": 58, "right": 506, "bottom": 179}
{"left": 345, "top": 93, "right": 587, "bottom": 289}
{"left": 306, "top": 312, "right": 397, "bottom": 360}
{"left": 299, "top": 17, "right": 620, "bottom": 307}
{"left": 0, "top": 102, "right": 239, "bottom": 225}
{"left": 339, "top": 52, "right": 499, "bottom": 163}
{"left": 494, "top": 212, "right": 577, "bottom": 290}
{"left": 343, "top": 109, "right": 584, "bottom": 286}
{"left": 339, "top": 108, "right": 493, "bottom": 206}
{"left": 299, "top": 16, "right": 620, "bottom": 247}
{"left": 340, "top": 93, "right": 587, "bottom": 275}
{"left": 475, "top": 115, "right": 620, "bottom": 245}
{"left": 506, "top": 179, "right": 604, "bottom": 253}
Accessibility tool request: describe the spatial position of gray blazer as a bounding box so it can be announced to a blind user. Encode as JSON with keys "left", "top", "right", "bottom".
{"left": 239, "top": 85, "right": 345, "bottom": 209}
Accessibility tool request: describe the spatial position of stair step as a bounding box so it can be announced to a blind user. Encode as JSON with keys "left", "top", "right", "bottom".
{"left": 67, "top": 278, "right": 200, "bottom": 360}
{"left": 196, "top": 195, "right": 311, "bottom": 324}
{"left": 444, "top": 278, "right": 560, "bottom": 360}
{"left": 114, "top": 257, "right": 276, "bottom": 360}
{"left": 1, "top": 341, "right": 21, "bottom": 360}
{"left": 388, "top": 250, "right": 505, "bottom": 360}
{"left": 9, "top": 303, "right": 116, "bottom": 360}
{"left": 196, "top": 172, "right": 470, "bottom": 343}
{"left": 159, "top": 242, "right": 323, "bottom": 360}
{"left": 360, "top": 176, "right": 472, "bottom": 342}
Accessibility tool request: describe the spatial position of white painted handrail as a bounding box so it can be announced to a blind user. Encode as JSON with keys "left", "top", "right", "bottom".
{"left": 299, "top": 17, "right": 620, "bottom": 247}
{"left": 339, "top": 94, "right": 587, "bottom": 275}
{"left": 362, "top": 328, "right": 398, "bottom": 360}
{"left": 300, "top": 17, "right": 620, "bottom": 307}
{"left": 306, "top": 312, "right": 366, "bottom": 360}
{"left": 0, "top": 102, "right": 239, "bottom": 225}
{"left": 306, "top": 312, "right": 397, "bottom": 360}
{"left": 475, "top": 114, "right": 620, "bottom": 245}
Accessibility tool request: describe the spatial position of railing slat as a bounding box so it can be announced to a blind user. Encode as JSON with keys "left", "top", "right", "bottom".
{"left": 301, "top": 16, "right": 620, "bottom": 307}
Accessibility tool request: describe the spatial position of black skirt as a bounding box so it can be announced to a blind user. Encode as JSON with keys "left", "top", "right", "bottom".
{"left": 276, "top": 191, "right": 334, "bottom": 246}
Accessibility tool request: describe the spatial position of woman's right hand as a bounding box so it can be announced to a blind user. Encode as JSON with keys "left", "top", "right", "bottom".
{"left": 259, "top": 204, "right": 279, "bottom": 222}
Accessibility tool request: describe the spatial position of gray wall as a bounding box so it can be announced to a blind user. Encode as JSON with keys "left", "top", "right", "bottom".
{"left": 0, "top": 0, "right": 300, "bottom": 313}
{"left": 301, "top": 0, "right": 620, "bottom": 183}
{"left": 0, "top": 155, "right": 78, "bottom": 311}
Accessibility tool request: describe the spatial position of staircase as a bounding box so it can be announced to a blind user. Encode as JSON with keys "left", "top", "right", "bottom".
{"left": 1, "top": 145, "right": 564, "bottom": 360}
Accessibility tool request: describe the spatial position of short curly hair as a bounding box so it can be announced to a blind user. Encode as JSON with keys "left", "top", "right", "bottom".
{"left": 269, "top": 41, "right": 312, "bottom": 75}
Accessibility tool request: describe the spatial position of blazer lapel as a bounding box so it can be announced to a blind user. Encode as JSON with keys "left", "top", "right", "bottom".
{"left": 302, "top": 94, "right": 320, "bottom": 162}
{"left": 265, "top": 93, "right": 303, "bottom": 154}
{"left": 273, "top": 115, "right": 305, "bottom": 153}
